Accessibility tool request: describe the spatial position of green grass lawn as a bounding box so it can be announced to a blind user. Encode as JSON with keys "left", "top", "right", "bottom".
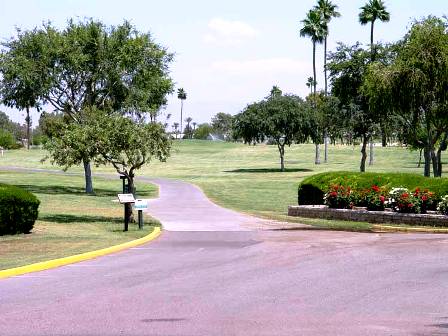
{"left": 0, "top": 141, "right": 445, "bottom": 246}
{"left": 0, "top": 171, "right": 158, "bottom": 270}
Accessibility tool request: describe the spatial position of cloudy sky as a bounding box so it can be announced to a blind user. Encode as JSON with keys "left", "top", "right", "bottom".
{"left": 0, "top": 0, "right": 446, "bottom": 127}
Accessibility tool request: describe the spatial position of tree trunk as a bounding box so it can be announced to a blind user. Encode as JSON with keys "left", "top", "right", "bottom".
{"left": 26, "top": 106, "right": 31, "bottom": 150}
{"left": 431, "top": 150, "right": 440, "bottom": 177}
{"left": 370, "top": 21, "right": 375, "bottom": 61}
{"left": 324, "top": 130, "right": 328, "bottom": 163}
{"left": 369, "top": 140, "right": 374, "bottom": 166}
{"left": 315, "top": 143, "right": 321, "bottom": 165}
{"left": 180, "top": 100, "right": 183, "bottom": 140}
{"left": 313, "top": 41, "right": 316, "bottom": 95}
{"left": 360, "top": 134, "right": 369, "bottom": 172}
{"left": 278, "top": 144, "right": 285, "bottom": 172}
{"left": 423, "top": 147, "right": 431, "bottom": 177}
{"left": 324, "top": 37, "right": 327, "bottom": 96}
{"left": 83, "top": 159, "right": 94, "bottom": 194}
{"left": 380, "top": 122, "right": 387, "bottom": 147}
{"left": 418, "top": 148, "right": 423, "bottom": 168}
{"left": 125, "top": 175, "right": 135, "bottom": 227}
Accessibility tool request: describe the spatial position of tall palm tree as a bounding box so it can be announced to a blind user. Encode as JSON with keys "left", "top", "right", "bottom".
{"left": 177, "top": 88, "right": 187, "bottom": 138}
{"left": 359, "top": 0, "right": 390, "bottom": 61}
{"left": 301, "top": 9, "right": 327, "bottom": 165}
{"left": 360, "top": 0, "right": 390, "bottom": 162}
{"left": 314, "top": 0, "right": 341, "bottom": 96}
{"left": 300, "top": 9, "right": 327, "bottom": 96}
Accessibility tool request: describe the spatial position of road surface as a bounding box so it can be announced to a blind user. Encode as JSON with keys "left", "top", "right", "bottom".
{"left": 1, "top": 177, "right": 448, "bottom": 336}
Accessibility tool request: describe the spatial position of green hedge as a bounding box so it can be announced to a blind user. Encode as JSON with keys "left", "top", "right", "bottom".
{"left": 298, "top": 172, "right": 448, "bottom": 205}
{"left": 0, "top": 184, "right": 40, "bottom": 235}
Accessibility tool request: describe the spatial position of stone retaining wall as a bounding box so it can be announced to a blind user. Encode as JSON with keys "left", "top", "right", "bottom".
{"left": 288, "top": 205, "right": 448, "bottom": 226}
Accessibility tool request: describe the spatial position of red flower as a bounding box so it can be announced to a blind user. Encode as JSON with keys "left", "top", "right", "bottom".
{"left": 408, "top": 203, "right": 414, "bottom": 208}
{"left": 330, "top": 191, "right": 337, "bottom": 197}
{"left": 380, "top": 196, "right": 385, "bottom": 203}
{"left": 402, "top": 193, "right": 409, "bottom": 198}
{"left": 372, "top": 185, "right": 380, "bottom": 192}
{"left": 421, "top": 195, "right": 428, "bottom": 201}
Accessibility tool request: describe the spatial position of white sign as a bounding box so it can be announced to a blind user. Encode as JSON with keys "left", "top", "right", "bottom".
{"left": 117, "top": 194, "right": 135, "bottom": 204}
{"left": 134, "top": 199, "right": 148, "bottom": 210}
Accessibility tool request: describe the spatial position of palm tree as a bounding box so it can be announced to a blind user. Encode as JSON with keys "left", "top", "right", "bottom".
{"left": 173, "top": 122, "right": 179, "bottom": 139}
{"left": 270, "top": 85, "right": 282, "bottom": 99}
{"left": 177, "top": 88, "right": 187, "bottom": 139}
{"left": 300, "top": 9, "right": 327, "bottom": 165}
{"left": 360, "top": 0, "right": 390, "bottom": 162}
{"left": 185, "top": 117, "right": 193, "bottom": 139}
{"left": 306, "top": 77, "right": 315, "bottom": 96}
{"left": 300, "top": 9, "right": 327, "bottom": 96}
{"left": 359, "top": 0, "right": 390, "bottom": 61}
{"left": 314, "top": 0, "right": 341, "bottom": 96}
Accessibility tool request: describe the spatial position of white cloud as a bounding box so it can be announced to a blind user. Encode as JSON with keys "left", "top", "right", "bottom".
{"left": 211, "top": 58, "right": 310, "bottom": 75}
{"left": 203, "top": 18, "right": 259, "bottom": 45}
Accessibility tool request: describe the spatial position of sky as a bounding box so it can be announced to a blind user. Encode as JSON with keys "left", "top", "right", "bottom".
{"left": 0, "top": 0, "right": 446, "bottom": 128}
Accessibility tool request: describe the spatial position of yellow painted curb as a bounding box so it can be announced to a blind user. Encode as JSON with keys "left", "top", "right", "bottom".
{"left": 372, "top": 224, "right": 448, "bottom": 233}
{"left": 0, "top": 227, "right": 162, "bottom": 280}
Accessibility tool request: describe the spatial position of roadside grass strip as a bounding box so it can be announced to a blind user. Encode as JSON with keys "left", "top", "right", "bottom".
{"left": 0, "top": 227, "right": 161, "bottom": 280}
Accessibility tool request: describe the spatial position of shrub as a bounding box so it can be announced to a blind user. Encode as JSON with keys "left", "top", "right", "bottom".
{"left": 298, "top": 172, "right": 448, "bottom": 205}
{"left": 324, "top": 185, "right": 353, "bottom": 209}
{"left": 438, "top": 196, "right": 448, "bottom": 215}
{"left": 388, "top": 188, "right": 420, "bottom": 213}
{"left": 363, "top": 185, "right": 386, "bottom": 211}
{"left": 0, "top": 184, "right": 40, "bottom": 235}
{"left": 413, "top": 188, "right": 437, "bottom": 213}
{"left": 0, "top": 129, "right": 15, "bottom": 149}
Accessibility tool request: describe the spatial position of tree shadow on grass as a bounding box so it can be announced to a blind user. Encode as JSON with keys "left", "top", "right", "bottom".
{"left": 225, "top": 168, "right": 313, "bottom": 173}
{"left": 39, "top": 213, "right": 122, "bottom": 224}
{"left": 13, "top": 184, "right": 154, "bottom": 197}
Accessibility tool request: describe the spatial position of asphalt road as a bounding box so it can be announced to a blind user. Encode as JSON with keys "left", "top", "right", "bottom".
{"left": 1, "top": 177, "right": 448, "bottom": 336}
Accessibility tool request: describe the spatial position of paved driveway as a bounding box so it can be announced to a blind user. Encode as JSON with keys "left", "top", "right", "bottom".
{"left": 1, "top": 177, "right": 448, "bottom": 335}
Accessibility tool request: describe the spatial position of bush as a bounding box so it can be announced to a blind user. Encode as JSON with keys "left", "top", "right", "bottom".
{"left": 363, "top": 185, "right": 386, "bottom": 211}
{"left": 298, "top": 172, "right": 448, "bottom": 206}
{"left": 388, "top": 187, "right": 420, "bottom": 213}
{"left": 323, "top": 185, "right": 353, "bottom": 209}
{"left": 0, "top": 129, "right": 16, "bottom": 149}
{"left": 0, "top": 184, "right": 40, "bottom": 235}
{"left": 438, "top": 196, "right": 448, "bottom": 215}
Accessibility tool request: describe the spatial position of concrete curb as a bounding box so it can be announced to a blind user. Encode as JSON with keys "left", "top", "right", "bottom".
{"left": 372, "top": 224, "right": 448, "bottom": 233}
{"left": 0, "top": 227, "right": 162, "bottom": 280}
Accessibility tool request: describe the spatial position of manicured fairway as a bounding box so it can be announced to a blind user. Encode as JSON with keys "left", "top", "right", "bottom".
{"left": 0, "top": 141, "right": 445, "bottom": 241}
{"left": 0, "top": 171, "right": 158, "bottom": 270}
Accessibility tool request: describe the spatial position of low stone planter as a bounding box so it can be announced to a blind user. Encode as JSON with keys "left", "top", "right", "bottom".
{"left": 288, "top": 205, "right": 448, "bottom": 226}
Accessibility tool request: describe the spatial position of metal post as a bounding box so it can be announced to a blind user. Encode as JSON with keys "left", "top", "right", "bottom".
{"left": 124, "top": 204, "right": 129, "bottom": 232}
{"left": 138, "top": 210, "right": 143, "bottom": 230}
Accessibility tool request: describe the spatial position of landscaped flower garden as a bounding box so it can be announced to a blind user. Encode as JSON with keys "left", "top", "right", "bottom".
{"left": 289, "top": 172, "right": 448, "bottom": 226}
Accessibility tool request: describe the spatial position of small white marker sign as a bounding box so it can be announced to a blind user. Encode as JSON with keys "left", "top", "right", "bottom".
{"left": 134, "top": 199, "right": 148, "bottom": 210}
{"left": 117, "top": 194, "right": 135, "bottom": 204}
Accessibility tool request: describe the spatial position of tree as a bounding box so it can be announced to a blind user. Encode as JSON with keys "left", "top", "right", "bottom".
{"left": 211, "top": 112, "right": 234, "bottom": 139}
{"left": 193, "top": 123, "right": 213, "bottom": 140}
{"left": 300, "top": 9, "right": 328, "bottom": 96}
{"left": 173, "top": 122, "right": 179, "bottom": 139}
{"left": 233, "top": 93, "right": 311, "bottom": 171}
{"left": 14, "top": 19, "right": 173, "bottom": 193}
{"left": 314, "top": 0, "right": 341, "bottom": 96}
{"left": 363, "top": 17, "right": 448, "bottom": 177}
{"left": 46, "top": 112, "right": 171, "bottom": 227}
{"left": 359, "top": 0, "right": 390, "bottom": 61}
{"left": 177, "top": 88, "right": 187, "bottom": 139}
{"left": 269, "top": 85, "right": 282, "bottom": 99}
{"left": 0, "top": 28, "right": 50, "bottom": 149}
{"left": 184, "top": 117, "right": 193, "bottom": 139}
{"left": 300, "top": 10, "right": 328, "bottom": 164}
{"left": 314, "top": 0, "right": 341, "bottom": 163}
{"left": 306, "top": 77, "right": 315, "bottom": 95}
{"left": 327, "top": 43, "right": 378, "bottom": 172}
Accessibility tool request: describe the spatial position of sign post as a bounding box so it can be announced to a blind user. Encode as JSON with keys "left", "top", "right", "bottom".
{"left": 117, "top": 193, "right": 135, "bottom": 231}
{"left": 134, "top": 199, "right": 148, "bottom": 230}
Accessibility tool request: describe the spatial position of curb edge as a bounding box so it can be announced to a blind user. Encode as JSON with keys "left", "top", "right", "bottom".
{"left": 0, "top": 227, "right": 162, "bottom": 280}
